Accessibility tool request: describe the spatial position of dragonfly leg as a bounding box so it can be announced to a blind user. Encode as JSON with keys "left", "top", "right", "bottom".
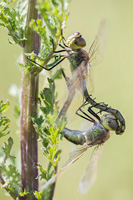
{"left": 27, "top": 32, "right": 68, "bottom": 71}
{"left": 52, "top": 30, "right": 68, "bottom": 53}
{"left": 79, "top": 97, "right": 101, "bottom": 121}
{"left": 76, "top": 101, "right": 95, "bottom": 123}
{"left": 88, "top": 106, "right": 101, "bottom": 121}
{"left": 52, "top": 38, "right": 67, "bottom": 53}
{"left": 87, "top": 100, "right": 110, "bottom": 119}
{"left": 27, "top": 56, "right": 67, "bottom": 71}
{"left": 60, "top": 29, "right": 69, "bottom": 48}
{"left": 59, "top": 43, "right": 66, "bottom": 49}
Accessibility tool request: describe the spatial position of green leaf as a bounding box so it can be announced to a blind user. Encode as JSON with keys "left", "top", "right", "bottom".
{"left": 0, "top": 100, "right": 10, "bottom": 114}
{"left": 38, "top": 164, "right": 47, "bottom": 180}
{"left": 39, "top": 78, "right": 56, "bottom": 115}
{"left": 2, "top": 137, "right": 15, "bottom": 162}
{"left": 30, "top": 19, "right": 48, "bottom": 45}
{"left": 33, "top": 113, "right": 44, "bottom": 127}
{"left": 0, "top": 100, "right": 10, "bottom": 138}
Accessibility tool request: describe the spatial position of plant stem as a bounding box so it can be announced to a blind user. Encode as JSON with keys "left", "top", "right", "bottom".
{"left": 20, "top": 0, "right": 40, "bottom": 198}
{"left": 49, "top": 165, "right": 58, "bottom": 200}
{"left": 0, "top": 173, "right": 17, "bottom": 199}
{"left": 58, "top": 70, "right": 75, "bottom": 119}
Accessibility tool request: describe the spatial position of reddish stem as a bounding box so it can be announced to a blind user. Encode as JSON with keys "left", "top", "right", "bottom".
{"left": 20, "top": 0, "right": 40, "bottom": 199}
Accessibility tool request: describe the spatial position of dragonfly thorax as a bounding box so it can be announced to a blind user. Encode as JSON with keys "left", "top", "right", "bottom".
{"left": 67, "top": 48, "right": 89, "bottom": 72}
{"left": 85, "top": 122, "right": 111, "bottom": 146}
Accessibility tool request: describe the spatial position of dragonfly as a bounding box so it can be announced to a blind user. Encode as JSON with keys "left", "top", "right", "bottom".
{"left": 41, "top": 99, "right": 122, "bottom": 194}
{"left": 27, "top": 20, "right": 107, "bottom": 92}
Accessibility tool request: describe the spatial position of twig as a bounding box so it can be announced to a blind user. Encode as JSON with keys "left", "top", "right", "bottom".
{"left": 58, "top": 69, "right": 75, "bottom": 119}
{"left": 0, "top": 172, "right": 18, "bottom": 199}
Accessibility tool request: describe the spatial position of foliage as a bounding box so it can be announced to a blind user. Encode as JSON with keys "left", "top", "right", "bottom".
{"left": 0, "top": 0, "right": 27, "bottom": 46}
{"left": 0, "top": 101, "right": 21, "bottom": 199}
{"left": 0, "top": 100, "right": 10, "bottom": 138}
{"left": 25, "top": 0, "right": 70, "bottom": 73}
{"left": 0, "top": 0, "right": 69, "bottom": 70}
{"left": 32, "top": 78, "right": 66, "bottom": 199}
{"left": 33, "top": 78, "right": 66, "bottom": 177}
{"left": 30, "top": 0, "right": 69, "bottom": 61}
{"left": 0, "top": 0, "right": 70, "bottom": 199}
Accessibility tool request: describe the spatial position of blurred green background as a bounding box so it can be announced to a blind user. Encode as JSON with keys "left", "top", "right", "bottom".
{"left": 0, "top": 0, "right": 133, "bottom": 199}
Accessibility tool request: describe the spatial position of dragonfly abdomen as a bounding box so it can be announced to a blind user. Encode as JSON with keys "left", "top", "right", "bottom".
{"left": 62, "top": 128, "right": 86, "bottom": 145}
{"left": 62, "top": 122, "right": 110, "bottom": 146}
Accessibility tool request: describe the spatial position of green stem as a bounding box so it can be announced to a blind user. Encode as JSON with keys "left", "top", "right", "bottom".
{"left": 20, "top": 0, "right": 40, "bottom": 199}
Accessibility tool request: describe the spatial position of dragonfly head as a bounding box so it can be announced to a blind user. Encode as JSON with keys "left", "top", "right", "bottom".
{"left": 66, "top": 32, "right": 86, "bottom": 50}
{"left": 101, "top": 113, "right": 119, "bottom": 133}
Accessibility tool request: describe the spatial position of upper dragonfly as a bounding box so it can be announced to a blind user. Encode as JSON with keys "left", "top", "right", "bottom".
{"left": 27, "top": 20, "right": 107, "bottom": 92}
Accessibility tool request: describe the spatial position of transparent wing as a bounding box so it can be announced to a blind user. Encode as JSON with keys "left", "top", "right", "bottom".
{"left": 71, "top": 61, "right": 88, "bottom": 93}
{"left": 88, "top": 19, "right": 108, "bottom": 67}
{"left": 71, "top": 61, "right": 94, "bottom": 93}
{"left": 79, "top": 144, "right": 104, "bottom": 194}
{"left": 41, "top": 144, "right": 90, "bottom": 191}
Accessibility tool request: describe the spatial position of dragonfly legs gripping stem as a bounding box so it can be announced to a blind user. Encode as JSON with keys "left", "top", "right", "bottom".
{"left": 27, "top": 55, "right": 67, "bottom": 71}
{"left": 27, "top": 33, "right": 69, "bottom": 71}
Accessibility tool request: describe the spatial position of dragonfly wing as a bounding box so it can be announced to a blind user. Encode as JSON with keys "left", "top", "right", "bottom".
{"left": 72, "top": 61, "right": 88, "bottom": 93}
{"left": 41, "top": 144, "right": 89, "bottom": 191}
{"left": 79, "top": 144, "right": 104, "bottom": 194}
{"left": 88, "top": 19, "right": 108, "bottom": 67}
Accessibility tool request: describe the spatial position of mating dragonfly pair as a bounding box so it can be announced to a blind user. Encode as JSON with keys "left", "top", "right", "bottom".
{"left": 27, "top": 20, "right": 125, "bottom": 193}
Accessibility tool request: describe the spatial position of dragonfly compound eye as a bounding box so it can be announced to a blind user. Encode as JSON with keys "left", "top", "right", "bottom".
{"left": 73, "top": 36, "right": 86, "bottom": 48}
{"left": 101, "top": 113, "right": 119, "bottom": 131}
{"left": 66, "top": 32, "right": 86, "bottom": 50}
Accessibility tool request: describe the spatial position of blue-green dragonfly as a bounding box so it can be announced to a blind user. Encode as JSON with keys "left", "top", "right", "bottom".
{"left": 41, "top": 99, "right": 122, "bottom": 194}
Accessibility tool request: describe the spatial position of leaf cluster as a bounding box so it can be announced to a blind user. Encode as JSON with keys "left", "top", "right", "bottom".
{"left": 0, "top": 101, "right": 21, "bottom": 199}
{"left": 0, "top": 0, "right": 70, "bottom": 74}
{"left": 25, "top": 0, "right": 70, "bottom": 73}
{"left": 31, "top": 0, "right": 69, "bottom": 60}
{"left": 0, "top": 100, "right": 10, "bottom": 138}
{"left": 0, "top": 0, "right": 70, "bottom": 199}
{"left": 33, "top": 78, "right": 66, "bottom": 177}
{"left": 0, "top": 0, "right": 27, "bottom": 46}
{"left": 32, "top": 78, "right": 66, "bottom": 199}
{"left": 0, "top": 0, "right": 70, "bottom": 67}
